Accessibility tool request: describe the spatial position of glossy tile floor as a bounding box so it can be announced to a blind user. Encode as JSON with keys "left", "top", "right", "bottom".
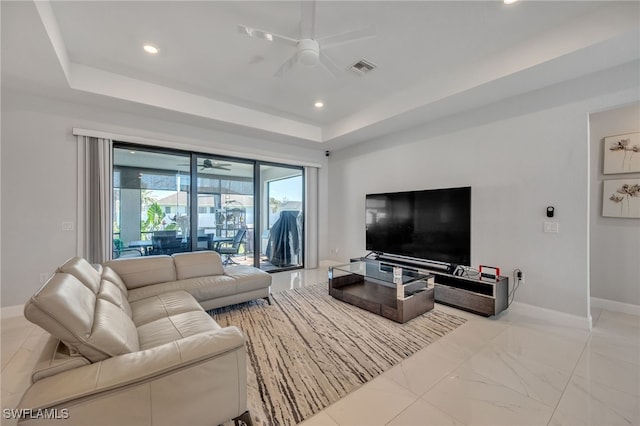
{"left": 2, "top": 265, "right": 639, "bottom": 426}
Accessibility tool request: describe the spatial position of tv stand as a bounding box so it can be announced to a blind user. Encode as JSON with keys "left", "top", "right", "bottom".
{"left": 353, "top": 256, "right": 508, "bottom": 317}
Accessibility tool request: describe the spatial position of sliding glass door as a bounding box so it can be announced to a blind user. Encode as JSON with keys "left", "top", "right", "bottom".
{"left": 258, "top": 164, "right": 304, "bottom": 271}
{"left": 195, "top": 156, "right": 254, "bottom": 266}
{"left": 112, "top": 143, "right": 304, "bottom": 271}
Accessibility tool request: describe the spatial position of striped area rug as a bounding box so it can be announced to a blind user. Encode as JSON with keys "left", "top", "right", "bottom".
{"left": 211, "top": 283, "right": 466, "bottom": 425}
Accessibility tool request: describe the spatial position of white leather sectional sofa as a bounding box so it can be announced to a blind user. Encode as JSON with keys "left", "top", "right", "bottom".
{"left": 18, "top": 251, "right": 271, "bottom": 425}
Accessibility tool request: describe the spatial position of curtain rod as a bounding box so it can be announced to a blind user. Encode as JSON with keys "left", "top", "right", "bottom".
{"left": 73, "top": 127, "right": 322, "bottom": 169}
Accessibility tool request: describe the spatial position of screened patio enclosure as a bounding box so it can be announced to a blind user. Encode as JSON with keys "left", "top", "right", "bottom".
{"left": 112, "top": 144, "right": 303, "bottom": 271}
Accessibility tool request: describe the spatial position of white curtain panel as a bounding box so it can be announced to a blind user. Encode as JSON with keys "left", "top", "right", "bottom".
{"left": 77, "top": 136, "right": 113, "bottom": 263}
{"left": 304, "top": 166, "right": 319, "bottom": 269}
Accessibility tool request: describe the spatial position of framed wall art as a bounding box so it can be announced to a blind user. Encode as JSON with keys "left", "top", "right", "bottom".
{"left": 603, "top": 132, "right": 640, "bottom": 174}
{"left": 602, "top": 179, "right": 640, "bottom": 218}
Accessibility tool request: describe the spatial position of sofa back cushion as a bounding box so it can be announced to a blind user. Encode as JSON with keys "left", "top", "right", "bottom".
{"left": 24, "top": 273, "right": 140, "bottom": 363}
{"left": 98, "top": 279, "right": 133, "bottom": 317}
{"left": 58, "top": 257, "right": 101, "bottom": 294}
{"left": 89, "top": 299, "right": 140, "bottom": 360}
{"left": 172, "top": 251, "right": 224, "bottom": 280}
{"left": 101, "top": 266, "right": 129, "bottom": 297}
{"left": 103, "top": 256, "right": 176, "bottom": 289}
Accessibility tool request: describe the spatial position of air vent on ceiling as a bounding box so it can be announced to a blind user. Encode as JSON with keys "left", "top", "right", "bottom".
{"left": 350, "top": 59, "right": 376, "bottom": 75}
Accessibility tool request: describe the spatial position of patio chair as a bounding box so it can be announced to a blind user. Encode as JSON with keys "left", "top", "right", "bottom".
{"left": 218, "top": 229, "right": 246, "bottom": 265}
{"left": 112, "top": 241, "right": 143, "bottom": 259}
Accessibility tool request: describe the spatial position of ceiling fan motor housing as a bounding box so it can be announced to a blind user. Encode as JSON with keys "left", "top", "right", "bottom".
{"left": 298, "top": 39, "right": 320, "bottom": 66}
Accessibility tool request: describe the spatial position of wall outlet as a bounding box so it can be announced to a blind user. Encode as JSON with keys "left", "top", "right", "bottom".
{"left": 519, "top": 271, "right": 525, "bottom": 284}
{"left": 543, "top": 221, "right": 559, "bottom": 233}
{"left": 61, "top": 221, "right": 74, "bottom": 231}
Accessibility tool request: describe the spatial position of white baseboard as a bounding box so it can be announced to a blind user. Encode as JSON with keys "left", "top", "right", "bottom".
{"left": 591, "top": 297, "right": 640, "bottom": 316}
{"left": 1, "top": 304, "right": 24, "bottom": 319}
{"left": 508, "top": 301, "right": 592, "bottom": 331}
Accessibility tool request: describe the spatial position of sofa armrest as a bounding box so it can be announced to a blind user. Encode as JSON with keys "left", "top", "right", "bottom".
{"left": 31, "top": 336, "right": 90, "bottom": 384}
{"left": 18, "top": 326, "right": 246, "bottom": 413}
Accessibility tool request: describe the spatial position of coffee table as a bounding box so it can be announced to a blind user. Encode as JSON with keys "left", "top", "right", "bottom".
{"left": 328, "top": 261, "right": 435, "bottom": 323}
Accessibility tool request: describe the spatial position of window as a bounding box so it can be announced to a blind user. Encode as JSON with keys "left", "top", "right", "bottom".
{"left": 259, "top": 165, "right": 304, "bottom": 270}
{"left": 112, "top": 148, "right": 190, "bottom": 257}
{"left": 112, "top": 143, "right": 304, "bottom": 271}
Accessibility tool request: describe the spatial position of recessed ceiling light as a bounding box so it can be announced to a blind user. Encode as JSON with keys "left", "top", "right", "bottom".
{"left": 143, "top": 44, "right": 159, "bottom": 54}
{"left": 265, "top": 33, "right": 273, "bottom": 41}
{"left": 314, "top": 101, "right": 324, "bottom": 108}
{"left": 503, "top": 0, "right": 518, "bottom": 4}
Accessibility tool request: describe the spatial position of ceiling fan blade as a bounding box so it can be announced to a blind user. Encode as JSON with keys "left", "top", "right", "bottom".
{"left": 318, "top": 26, "right": 376, "bottom": 49}
{"left": 319, "top": 52, "right": 342, "bottom": 78}
{"left": 274, "top": 52, "right": 299, "bottom": 78}
{"left": 300, "top": 0, "right": 316, "bottom": 39}
{"left": 237, "top": 24, "right": 298, "bottom": 47}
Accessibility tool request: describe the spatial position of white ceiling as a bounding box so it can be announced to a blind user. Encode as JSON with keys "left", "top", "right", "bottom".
{"left": 2, "top": 1, "right": 639, "bottom": 150}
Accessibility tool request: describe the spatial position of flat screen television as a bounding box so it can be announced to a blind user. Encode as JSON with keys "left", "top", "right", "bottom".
{"left": 365, "top": 186, "right": 471, "bottom": 266}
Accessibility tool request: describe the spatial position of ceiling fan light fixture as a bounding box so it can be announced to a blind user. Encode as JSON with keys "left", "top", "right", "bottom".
{"left": 298, "top": 39, "right": 320, "bottom": 66}
{"left": 238, "top": 1, "right": 376, "bottom": 77}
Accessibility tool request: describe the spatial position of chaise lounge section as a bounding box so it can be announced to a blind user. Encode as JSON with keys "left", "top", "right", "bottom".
{"left": 18, "top": 251, "right": 271, "bottom": 425}
{"left": 103, "top": 250, "right": 272, "bottom": 310}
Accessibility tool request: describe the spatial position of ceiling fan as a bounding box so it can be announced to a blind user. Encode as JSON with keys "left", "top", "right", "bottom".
{"left": 238, "top": 0, "right": 375, "bottom": 77}
{"left": 180, "top": 159, "right": 232, "bottom": 171}
{"left": 199, "top": 159, "right": 231, "bottom": 171}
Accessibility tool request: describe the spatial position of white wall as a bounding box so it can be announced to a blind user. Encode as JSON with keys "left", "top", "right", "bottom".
{"left": 0, "top": 91, "right": 328, "bottom": 307}
{"left": 589, "top": 103, "right": 640, "bottom": 306}
{"left": 327, "top": 65, "right": 639, "bottom": 318}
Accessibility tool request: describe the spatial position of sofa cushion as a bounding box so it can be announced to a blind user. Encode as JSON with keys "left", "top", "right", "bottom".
{"left": 98, "top": 279, "right": 132, "bottom": 318}
{"left": 136, "top": 311, "right": 221, "bottom": 350}
{"left": 172, "top": 251, "right": 224, "bottom": 280}
{"left": 24, "top": 273, "right": 140, "bottom": 363}
{"left": 130, "top": 291, "right": 204, "bottom": 327}
{"left": 89, "top": 299, "right": 140, "bottom": 360}
{"left": 101, "top": 266, "right": 129, "bottom": 297}
{"left": 127, "top": 275, "right": 237, "bottom": 303}
{"left": 24, "top": 273, "right": 95, "bottom": 351}
{"left": 103, "top": 256, "right": 176, "bottom": 289}
{"left": 57, "top": 257, "right": 101, "bottom": 294}
{"left": 224, "top": 265, "right": 272, "bottom": 292}
{"left": 177, "top": 276, "right": 240, "bottom": 302}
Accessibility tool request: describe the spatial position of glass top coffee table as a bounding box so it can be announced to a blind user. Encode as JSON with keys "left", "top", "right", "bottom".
{"left": 328, "top": 261, "right": 435, "bottom": 323}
